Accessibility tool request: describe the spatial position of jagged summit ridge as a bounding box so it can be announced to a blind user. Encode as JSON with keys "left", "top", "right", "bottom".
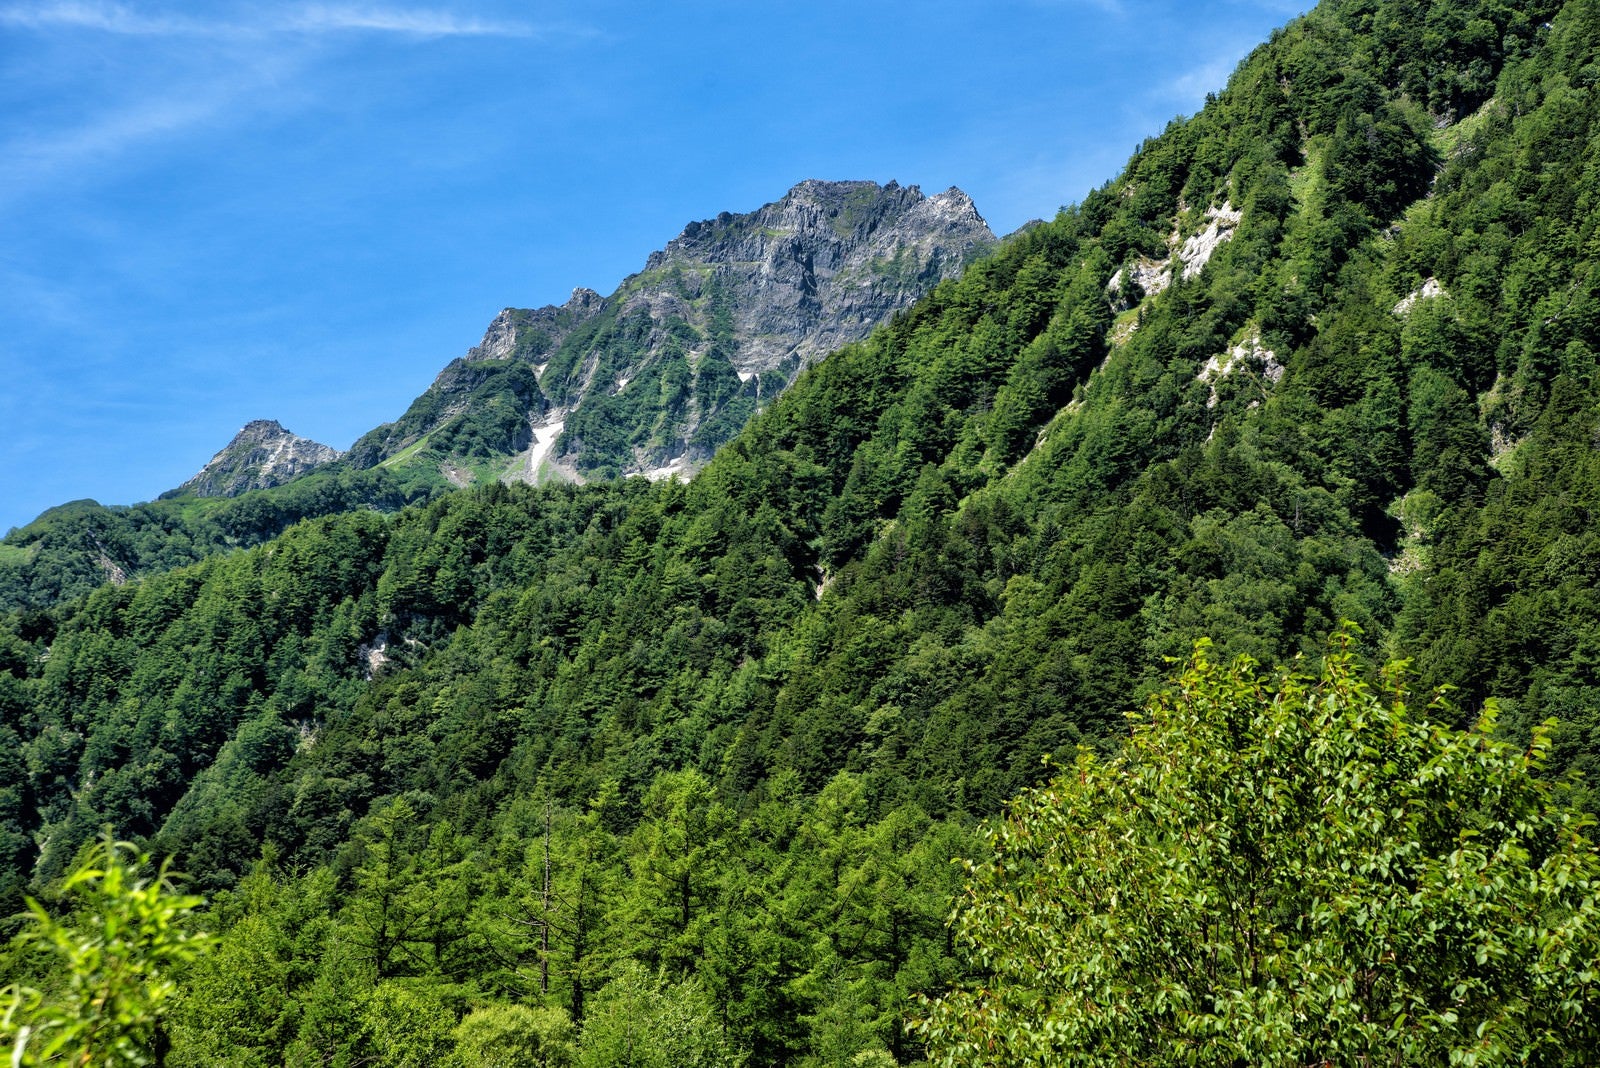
{"left": 650, "top": 180, "right": 984, "bottom": 268}
{"left": 344, "top": 178, "right": 996, "bottom": 486}
{"left": 636, "top": 179, "right": 994, "bottom": 374}
{"left": 175, "top": 419, "right": 341, "bottom": 498}
{"left": 467, "top": 288, "right": 603, "bottom": 363}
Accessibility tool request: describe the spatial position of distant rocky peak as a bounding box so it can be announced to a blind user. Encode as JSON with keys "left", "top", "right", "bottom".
{"left": 342, "top": 178, "right": 997, "bottom": 488}
{"left": 915, "top": 186, "right": 986, "bottom": 227}
{"left": 645, "top": 179, "right": 985, "bottom": 271}
{"left": 175, "top": 419, "right": 341, "bottom": 498}
{"left": 469, "top": 310, "right": 526, "bottom": 362}
{"left": 622, "top": 179, "right": 995, "bottom": 377}
{"left": 465, "top": 288, "right": 605, "bottom": 363}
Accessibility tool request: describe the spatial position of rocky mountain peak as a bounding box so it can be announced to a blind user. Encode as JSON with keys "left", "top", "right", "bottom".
{"left": 630, "top": 179, "right": 996, "bottom": 376}
{"left": 465, "top": 288, "right": 606, "bottom": 363}
{"left": 174, "top": 419, "right": 341, "bottom": 498}
{"left": 644, "top": 179, "right": 989, "bottom": 275}
{"left": 340, "top": 179, "right": 997, "bottom": 488}
{"left": 468, "top": 310, "right": 525, "bottom": 362}
{"left": 918, "top": 186, "right": 985, "bottom": 226}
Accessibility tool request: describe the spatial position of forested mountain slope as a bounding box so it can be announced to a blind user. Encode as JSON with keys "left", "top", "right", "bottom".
{"left": 0, "top": 469, "right": 431, "bottom": 614}
{"left": 0, "top": 181, "right": 991, "bottom": 617}
{"left": 5, "top": 0, "right": 1600, "bottom": 1062}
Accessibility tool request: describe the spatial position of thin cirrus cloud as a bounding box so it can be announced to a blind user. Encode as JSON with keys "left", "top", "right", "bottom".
{"left": 1162, "top": 54, "right": 1249, "bottom": 104}
{"left": 0, "top": 0, "right": 540, "bottom": 37}
{"left": 0, "top": 0, "right": 194, "bottom": 33}
{"left": 0, "top": 90, "right": 272, "bottom": 203}
{"left": 280, "top": 4, "right": 541, "bottom": 36}
{"left": 0, "top": 1, "right": 552, "bottom": 204}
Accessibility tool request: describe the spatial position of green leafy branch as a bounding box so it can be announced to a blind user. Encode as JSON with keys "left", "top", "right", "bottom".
{"left": 2, "top": 833, "right": 210, "bottom": 1066}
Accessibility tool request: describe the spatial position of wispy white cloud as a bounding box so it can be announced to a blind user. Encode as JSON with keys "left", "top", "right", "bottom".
{"left": 0, "top": 257, "right": 89, "bottom": 334}
{"left": 0, "top": 1, "right": 553, "bottom": 206}
{"left": 0, "top": 50, "right": 307, "bottom": 210}
{"left": 0, "top": 0, "right": 198, "bottom": 33}
{"left": 1161, "top": 54, "right": 1241, "bottom": 105}
{"left": 281, "top": 5, "right": 539, "bottom": 37}
{"left": 3, "top": 95, "right": 230, "bottom": 189}
{"left": 0, "top": 0, "right": 539, "bottom": 37}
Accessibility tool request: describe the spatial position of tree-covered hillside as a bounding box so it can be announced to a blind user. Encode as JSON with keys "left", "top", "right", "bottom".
{"left": 0, "top": 469, "right": 432, "bottom": 615}
{"left": 6, "top": 0, "right": 1600, "bottom": 1062}
{"left": 0, "top": 183, "right": 991, "bottom": 619}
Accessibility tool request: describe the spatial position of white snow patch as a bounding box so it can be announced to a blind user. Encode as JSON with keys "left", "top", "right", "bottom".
{"left": 644, "top": 457, "right": 689, "bottom": 481}
{"left": 737, "top": 370, "right": 755, "bottom": 383}
{"left": 615, "top": 376, "right": 630, "bottom": 393}
{"left": 1393, "top": 277, "right": 1447, "bottom": 316}
{"left": 527, "top": 418, "right": 565, "bottom": 477}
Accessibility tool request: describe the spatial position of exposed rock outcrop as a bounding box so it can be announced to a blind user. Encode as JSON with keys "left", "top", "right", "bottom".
{"left": 467, "top": 288, "right": 603, "bottom": 363}
{"left": 540, "top": 180, "right": 996, "bottom": 478}
{"left": 1108, "top": 201, "right": 1242, "bottom": 312}
{"left": 1198, "top": 331, "right": 1285, "bottom": 409}
{"left": 1393, "top": 277, "right": 1447, "bottom": 316}
{"left": 175, "top": 420, "right": 341, "bottom": 497}
{"left": 632, "top": 180, "right": 995, "bottom": 375}
{"left": 350, "top": 179, "right": 997, "bottom": 485}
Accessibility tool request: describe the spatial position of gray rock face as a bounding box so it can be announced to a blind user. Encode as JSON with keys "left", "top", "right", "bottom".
{"left": 635, "top": 180, "right": 995, "bottom": 374}
{"left": 339, "top": 288, "right": 604, "bottom": 473}
{"left": 531, "top": 179, "right": 996, "bottom": 479}
{"left": 342, "top": 180, "right": 996, "bottom": 486}
{"left": 466, "top": 288, "right": 603, "bottom": 363}
{"left": 176, "top": 420, "right": 342, "bottom": 497}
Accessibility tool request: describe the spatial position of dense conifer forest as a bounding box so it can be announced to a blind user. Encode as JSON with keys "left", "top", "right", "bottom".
{"left": 6, "top": 0, "right": 1600, "bottom": 1061}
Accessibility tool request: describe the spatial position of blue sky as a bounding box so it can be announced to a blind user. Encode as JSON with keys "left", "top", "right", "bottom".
{"left": 0, "top": 0, "right": 1305, "bottom": 534}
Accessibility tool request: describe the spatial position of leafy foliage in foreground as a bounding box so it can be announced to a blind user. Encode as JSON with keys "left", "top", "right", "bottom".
{"left": 1, "top": 835, "right": 208, "bottom": 1066}
{"left": 917, "top": 637, "right": 1600, "bottom": 1065}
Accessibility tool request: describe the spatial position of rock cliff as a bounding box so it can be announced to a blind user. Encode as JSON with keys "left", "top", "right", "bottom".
{"left": 352, "top": 180, "right": 995, "bottom": 486}
{"left": 633, "top": 179, "right": 994, "bottom": 375}
{"left": 175, "top": 420, "right": 342, "bottom": 497}
{"left": 465, "top": 287, "right": 604, "bottom": 363}
{"left": 211, "top": 181, "right": 994, "bottom": 495}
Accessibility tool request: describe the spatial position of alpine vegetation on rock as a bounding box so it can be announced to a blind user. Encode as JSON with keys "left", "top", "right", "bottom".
{"left": 170, "top": 420, "right": 343, "bottom": 498}
{"left": 344, "top": 179, "right": 997, "bottom": 486}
